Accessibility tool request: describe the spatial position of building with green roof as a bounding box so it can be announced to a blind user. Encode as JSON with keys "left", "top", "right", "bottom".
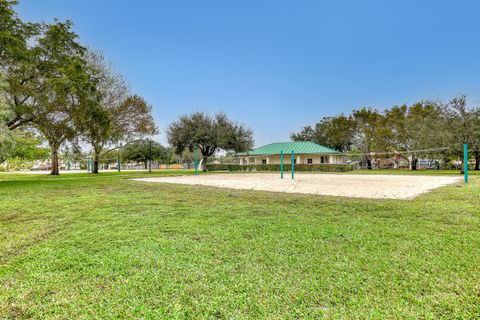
{"left": 236, "top": 141, "right": 345, "bottom": 165}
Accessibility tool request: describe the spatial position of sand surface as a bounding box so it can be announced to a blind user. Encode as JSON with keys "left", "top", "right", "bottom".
{"left": 133, "top": 173, "right": 461, "bottom": 199}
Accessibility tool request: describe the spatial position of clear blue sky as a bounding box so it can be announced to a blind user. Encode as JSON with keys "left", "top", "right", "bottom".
{"left": 17, "top": 0, "right": 480, "bottom": 147}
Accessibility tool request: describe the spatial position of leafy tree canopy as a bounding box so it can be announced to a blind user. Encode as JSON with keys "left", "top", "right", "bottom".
{"left": 0, "top": 130, "right": 49, "bottom": 161}
{"left": 291, "top": 114, "right": 355, "bottom": 152}
{"left": 167, "top": 112, "right": 254, "bottom": 171}
{"left": 79, "top": 51, "right": 157, "bottom": 173}
{"left": 121, "top": 139, "right": 166, "bottom": 167}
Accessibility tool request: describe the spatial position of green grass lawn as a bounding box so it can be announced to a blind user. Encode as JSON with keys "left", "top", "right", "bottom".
{"left": 0, "top": 171, "right": 479, "bottom": 319}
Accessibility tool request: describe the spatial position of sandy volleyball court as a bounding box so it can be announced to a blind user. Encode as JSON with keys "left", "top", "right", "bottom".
{"left": 133, "top": 173, "right": 461, "bottom": 200}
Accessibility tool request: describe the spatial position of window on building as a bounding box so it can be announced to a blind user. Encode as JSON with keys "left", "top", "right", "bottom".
{"left": 307, "top": 158, "right": 313, "bottom": 164}
{"left": 262, "top": 159, "right": 267, "bottom": 164}
{"left": 321, "top": 156, "right": 324, "bottom": 164}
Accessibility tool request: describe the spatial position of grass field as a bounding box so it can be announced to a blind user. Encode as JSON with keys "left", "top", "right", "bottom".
{"left": 1, "top": 170, "right": 479, "bottom": 319}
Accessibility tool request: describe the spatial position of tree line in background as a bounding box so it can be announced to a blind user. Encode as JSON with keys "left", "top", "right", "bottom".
{"left": 2, "top": 1, "right": 478, "bottom": 174}
{"left": 1, "top": 1, "right": 254, "bottom": 174}
{"left": 47, "top": 139, "right": 193, "bottom": 171}
{"left": 0, "top": 0, "right": 156, "bottom": 174}
{"left": 291, "top": 96, "right": 480, "bottom": 170}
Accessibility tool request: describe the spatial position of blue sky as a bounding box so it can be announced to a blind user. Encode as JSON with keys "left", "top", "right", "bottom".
{"left": 17, "top": 0, "right": 480, "bottom": 147}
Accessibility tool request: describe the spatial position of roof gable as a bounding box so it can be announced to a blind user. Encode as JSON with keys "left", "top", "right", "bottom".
{"left": 238, "top": 141, "right": 341, "bottom": 156}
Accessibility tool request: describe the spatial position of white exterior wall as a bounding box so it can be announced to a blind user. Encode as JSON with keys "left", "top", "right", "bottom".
{"left": 239, "top": 154, "right": 345, "bottom": 165}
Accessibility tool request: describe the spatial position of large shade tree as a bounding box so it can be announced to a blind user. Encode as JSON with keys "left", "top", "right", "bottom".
{"left": 3, "top": 17, "right": 93, "bottom": 174}
{"left": 4, "top": 20, "right": 84, "bottom": 132}
{"left": 79, "top": 51, "right": 157, "bottom": 174}
{"left": 441, "top": 95, "right": 480, "bottom": 172}
{"left": 1, "top": 1, "right": 157, "bottom": 175}
{"left": 471, "top": 110, "right": 480, "bottom": 170}
{"left": 0, "top": 0, "right": 36, "bottom": 158}
{"left": 121, "top": 139, "right": 166, "bottom": 169}
{"left": 167, "top": 112, "right": 254, "bottom": 171}
{"left": 1, "top": 1, "right": 103, "bottom": 175}
{"left": 291, "top": 114, "right": 356, "bottom": 152}
{"left": 34, "top": 108, "right": 77, "bottom": 175}
{"left": 385, "top": 102, "right": 446, "bottom": 170}
{"left": 352, "top": 108, "right": 391, "bottom": 169}
{"left": 39, "top": 22, "right": 93, "bottom": 174}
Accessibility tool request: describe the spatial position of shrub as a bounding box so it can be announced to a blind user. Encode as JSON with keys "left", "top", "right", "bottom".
{"left": 3, "top": 157, "right": 34, "bottom": 171}
{"left": 206, "top": 163, "right": 354, "bottom": 172}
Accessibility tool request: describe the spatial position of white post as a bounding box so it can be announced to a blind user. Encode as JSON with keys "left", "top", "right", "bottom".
{"left": 266, "top": 157, "right": 270, "bottom": 164}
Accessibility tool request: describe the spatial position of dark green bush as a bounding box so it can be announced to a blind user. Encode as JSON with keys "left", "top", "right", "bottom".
{"left": 206, "top": 163, "right": 354, "bottom": 172}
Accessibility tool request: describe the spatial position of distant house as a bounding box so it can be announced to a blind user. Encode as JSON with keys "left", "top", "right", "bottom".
{"left": 236, "top": 141, "right": 345, "bottom": 165}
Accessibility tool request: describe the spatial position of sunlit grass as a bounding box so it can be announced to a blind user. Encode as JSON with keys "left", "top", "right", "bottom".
{"left": 0, "top": 171, "right": 479, "bottom": 318}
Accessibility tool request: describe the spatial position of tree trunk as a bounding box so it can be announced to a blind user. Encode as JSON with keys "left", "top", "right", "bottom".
{"left": 202, "top": 156, "right": 208, "bottom": 172}
{"left": 474, "top": 148, "right": 480, "bottom": 170}
{"left": 411, "top": 158, "right": 417, "bottom": 170}
{"left": 92, "top": 152, "right": 99, "bottom": 174}
{"left": 366, "top": 156, "right": 372, "bottom": 170}
{"left": 50, "top": 147, "right": 60, "bottom": 175}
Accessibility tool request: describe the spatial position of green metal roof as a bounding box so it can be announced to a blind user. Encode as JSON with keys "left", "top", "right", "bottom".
{"left": 237, "top": 141, "right": 341, "bottom": 156}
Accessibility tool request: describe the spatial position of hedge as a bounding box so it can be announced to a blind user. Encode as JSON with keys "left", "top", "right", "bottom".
{"left": 206, "top": 163, "right": 354, "bottom": 172}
